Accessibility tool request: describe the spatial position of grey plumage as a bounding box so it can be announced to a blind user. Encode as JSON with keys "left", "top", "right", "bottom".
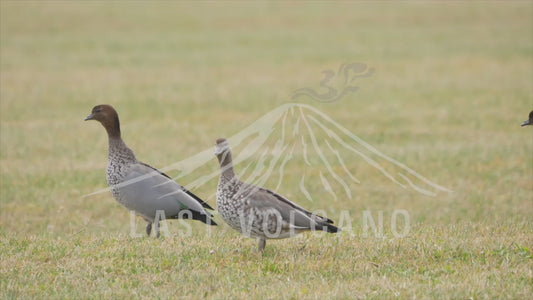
{"left": 86, "top": 104, "right": 216, "bottom": 237}
{"left": 215, "top": 138, "right": 339, "bottom": 251}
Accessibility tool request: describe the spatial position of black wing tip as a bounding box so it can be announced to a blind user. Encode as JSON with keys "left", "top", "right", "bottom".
{"left": 202, "top": 202, "right": 215, "bottom": 211}
{"left": 191, "top": 212, "right": 218, "bottom": 226}
{"left": 184, "top": 189, "right": 215, "bottom": 210}
{"left": 195, "top": 212, "right": 218, "bottom": 226}
{"left": 323, "top": 223, "right": 341, "bottom": 233}
{"left": 200, "top": 218, "right": 218, "bottom": 226}
{"left": 170, "top": 210, "right": 218, "bottom": 226}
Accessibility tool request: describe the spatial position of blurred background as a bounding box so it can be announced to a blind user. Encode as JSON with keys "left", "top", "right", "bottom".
{"left": 0, "top": 1, "right": 531, "bottom": 297}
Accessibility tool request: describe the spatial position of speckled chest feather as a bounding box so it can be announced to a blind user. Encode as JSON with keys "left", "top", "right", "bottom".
{"left": 217, "top": 176, "right": 288, "bottom": 239}
{"left": 106, "top": 141, "right": 137, "bottom": 203}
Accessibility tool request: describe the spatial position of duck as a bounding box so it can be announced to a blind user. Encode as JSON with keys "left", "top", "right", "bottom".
{"left": 85, "top": 104, "right": 216, "bottom": 237}
{"left": 214, "top": 138, "right": 340, "bottom": 251}
{"left": 521, "top": 111, "right": 532, "bottom": 127}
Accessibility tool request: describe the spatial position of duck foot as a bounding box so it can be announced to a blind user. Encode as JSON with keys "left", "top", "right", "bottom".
{"left": 154, "top": 221, "right": 161, "bottom": 238}
{"left": 146, "top": 222, "right": 152, "bottom": 236}
{"left": 146, "top": 221, "right": 161, "bottom": 238}
{"left": 258, "top": 238, "right": 266, "bottom": 252}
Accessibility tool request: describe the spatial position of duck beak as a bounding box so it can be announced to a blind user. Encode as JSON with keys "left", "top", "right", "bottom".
{"left": 214, "top": 146, "right": 224, "bottom": 156}
{"left": 521, "top": 119, "right": 531, "bottom": 127}
{"left": 214, "top": 143, "right": 229, "bottom": 156}
{"left": 84, "top": 113, "right": 95, "bottom": 121}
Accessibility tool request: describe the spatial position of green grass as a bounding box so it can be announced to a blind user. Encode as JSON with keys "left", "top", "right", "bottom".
{"left": 1, "top": 1, "right": 532, "bottom": 299}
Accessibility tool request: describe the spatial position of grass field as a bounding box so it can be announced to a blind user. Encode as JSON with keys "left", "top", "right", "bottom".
{"left": 1, "top": 1, "right": 532, "bottom": 299}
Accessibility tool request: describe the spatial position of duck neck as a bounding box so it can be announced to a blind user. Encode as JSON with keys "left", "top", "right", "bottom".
{"left": 108, "top": 135, "right": 137, "bottom": 164}
{"left": 104, "top": 113, "right": 121, "bottom": 140}
{"left": 218, "top": 150, "right": 235, "bottom": 180}
{"left": 102, "top": 113, "right": 136, "bottom": 163}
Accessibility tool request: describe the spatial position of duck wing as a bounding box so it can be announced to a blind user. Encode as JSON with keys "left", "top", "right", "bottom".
{"left": 242, "top": 182, "right": 338, "bottom": 232}
{"left": 140, "top": 162, "right": 215, "bottom": 210}
{"left": 116, "top": 162, "right": 215, "bottom": 222}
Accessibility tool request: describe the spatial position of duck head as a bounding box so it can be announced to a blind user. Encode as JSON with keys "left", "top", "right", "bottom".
{"left": 85, "top": 104, "right": 121, "bottom": 138}
{"left": 215, "top": 138, "right": 231, "bottom": 160}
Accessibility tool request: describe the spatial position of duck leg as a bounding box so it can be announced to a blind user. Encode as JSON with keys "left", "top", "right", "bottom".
{"left": 154, "top": 221, "right": 161, "bottom": 238}
{"left": 146, "top": 222, "right": 152, "bottom": 236}
{"left": 258, "top": 238, "right": 266, "bottom": 252}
